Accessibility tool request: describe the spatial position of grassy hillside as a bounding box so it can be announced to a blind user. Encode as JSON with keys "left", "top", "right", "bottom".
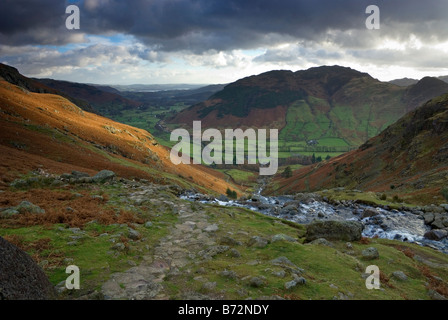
{"left": 168, "top": 66, "right": 448, "bottom": 158}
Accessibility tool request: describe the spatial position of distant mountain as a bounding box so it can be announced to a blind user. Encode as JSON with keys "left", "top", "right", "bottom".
{"left": 111, "top": 84, "right": 208, "bottom": 92}
{"left": 402, "top": 77, "right": 448, "bottom": 111}
{"left": 169, "top": 66, "right": 448, "bottom": 146}
{"left": 0, "top": 75, "right": 238, "bottom": 195}
{"left": 36, "top": 78, "right": 142, "bottom": 115}
{"left": 119, "top": 84, "right": 227, "bottom": 108}
{"left": 269, "top": 92, "right": 448, "bottom": 204}
{"left": 438, "top": 76, "right": 448, "bottom": 84}
{"left": 389, "top": 78, "right": 419, "bottom": 87}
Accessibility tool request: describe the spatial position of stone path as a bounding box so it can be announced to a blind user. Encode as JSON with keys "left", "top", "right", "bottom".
{"left": 101, "top": 193, "right": 219, "bottom": 300}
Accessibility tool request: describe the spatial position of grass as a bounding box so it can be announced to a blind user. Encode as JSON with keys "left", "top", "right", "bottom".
{"left": 319, "top": 189, "right": 417, "bottom": 209}
{"left": 2, "top": 181, "right": 448, "bottom": 300}
{"left": 163, "top": 204, "right": 448, "bottom": 300}
{"left": 0, "top": 183, "right": 178, "bottom": 297}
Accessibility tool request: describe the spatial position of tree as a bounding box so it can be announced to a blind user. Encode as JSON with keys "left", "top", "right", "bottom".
{"left": 226, "top": 188, "right": 237, "bottom": 199}
{"left": 325, "top": 155, "right": 331, "bottom": 161}
{"left": 281, "top": 166, "right": 293, "bottom": 178}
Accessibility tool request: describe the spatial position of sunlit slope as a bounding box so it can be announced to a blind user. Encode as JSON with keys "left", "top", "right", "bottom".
{"left": 0, "top": 80, "right": 238, "bottom": 195}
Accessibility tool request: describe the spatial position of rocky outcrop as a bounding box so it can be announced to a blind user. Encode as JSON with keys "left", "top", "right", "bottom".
{"left": 0, "top": 237, "right": 55, "bottom": 300}
{"left": 305, "top": 220, "right": 364, "bottom": 243}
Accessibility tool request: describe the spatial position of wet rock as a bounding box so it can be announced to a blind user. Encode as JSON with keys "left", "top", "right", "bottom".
{"left": 362, "top": 247, "right": 379, "bottom": 260}
{"left": 279, "top": 204, "right": 298, "bottom": 215}
{"left": 431, "top": 217, "right": 447, "bottom": 229}
{"left": 305, "top": 220, "right": 364, "bottom": 242}
{"left": 424, "top": 229, "right": 448, "bottom": 241}
{"left": 361, "top": 208, "right": 379, "bottom": 219}
{"left": 424, "top": 213, "right": 435, "bottom": 225}
{"left": 217, "top": 195, "right": 229, "bottom": 202}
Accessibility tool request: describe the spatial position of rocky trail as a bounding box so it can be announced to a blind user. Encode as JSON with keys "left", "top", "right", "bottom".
{"left": 101, "top": 187, "right": 222, "bottom": 300}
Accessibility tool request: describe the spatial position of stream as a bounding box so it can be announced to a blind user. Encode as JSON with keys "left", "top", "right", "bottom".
{"left": 180, "top": 189, "right": 448, "bottom": 254}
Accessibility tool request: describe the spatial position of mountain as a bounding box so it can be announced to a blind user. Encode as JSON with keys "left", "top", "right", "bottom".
{"left": 0, "top": 63, "right": 96, "bottom": 113}
{"left": 268, "top": 92, "right": 448, "bottom": 204}
{"left": 118, "top": 84, "right": 227, "bottom": 108}
{"left": 0, "top": 77, "right": 238, "bottom": 196}
{"left": 389, "top": 78, "right": 419, "bottom": 87}
{"left": 168, "top": 66, "right": 448, "bottom": 147}
{"left": 35, "top": 78, "right": 142, "bottom": 115}
{"left": 438, "top": 76, "right": 448, "bottom": 84}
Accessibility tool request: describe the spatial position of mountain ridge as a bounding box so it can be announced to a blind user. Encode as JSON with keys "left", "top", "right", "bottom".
{"left": 168, "top": 66, "right": 448, "bottom": 147}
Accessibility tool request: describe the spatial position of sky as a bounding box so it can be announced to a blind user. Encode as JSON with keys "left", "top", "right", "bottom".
{"left": 1, "top": 0, "right": 448, "bottom": 85}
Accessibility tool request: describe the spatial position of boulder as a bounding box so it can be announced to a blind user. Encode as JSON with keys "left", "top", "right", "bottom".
{"left": 271, "top": 234, "right": 297, "bottom": 243}
{"left": 431, "top": 217, "right": 446, "bottom": 229}
{"left": 16, "top": 201, "right": 45, "bottom": 214}
{"left": 361, "top": 208, "right": 380, "bottom": 219}
{"left": 249, "top": 277, "right": 264, "bottom": 288}
{"left": 217, "top": 195, "right": 229, "bottom": 202}
{"left": 92, "top": 170, "right": 116, "bottom": 183}
{"left": 362, "top": 247, "right": 379, "bottom": 260}
{"left": 423, "top": 213, "right": 435, "bottom": 225}
{"left": 305, "top": 220, "right": 364, "bottom": 242}
{"left": 71, "top": 171, "right": 90, "bottom": 179}
{"left": 391, "top": 271, "right": 408, "bottom": 281}
{"left": 247, "top": 236, "right": 269, "bottom": 248}
{"left": 424, "top": 229, "right": 448, "bottom": 241}
{"left": 127, "top": 228, "right": 141, "bottom": 240}
{"left": 279, "top": 205, "right": 298, "bottom": 215}
{"left": 0, "top": 237, "right": 55, "bottom": 299}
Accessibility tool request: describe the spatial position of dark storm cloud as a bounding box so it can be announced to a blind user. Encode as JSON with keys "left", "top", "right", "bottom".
{"left": 1, "top": 0, "right": 448, "bottom": 52}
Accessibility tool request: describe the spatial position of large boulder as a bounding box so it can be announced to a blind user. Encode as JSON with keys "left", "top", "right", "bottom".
{"left": 305, "top": 220, "right": 364, "bottom": 243}
{"left": 92, "top": 170, "right": 116, "bottom": 183}
{"left": 0, "top": 237, "right": 55, "bottom": 300}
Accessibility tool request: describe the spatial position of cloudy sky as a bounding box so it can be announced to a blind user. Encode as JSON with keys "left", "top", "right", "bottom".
{"left": 1, "top": 0, "right": 448, "bottom": 85}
